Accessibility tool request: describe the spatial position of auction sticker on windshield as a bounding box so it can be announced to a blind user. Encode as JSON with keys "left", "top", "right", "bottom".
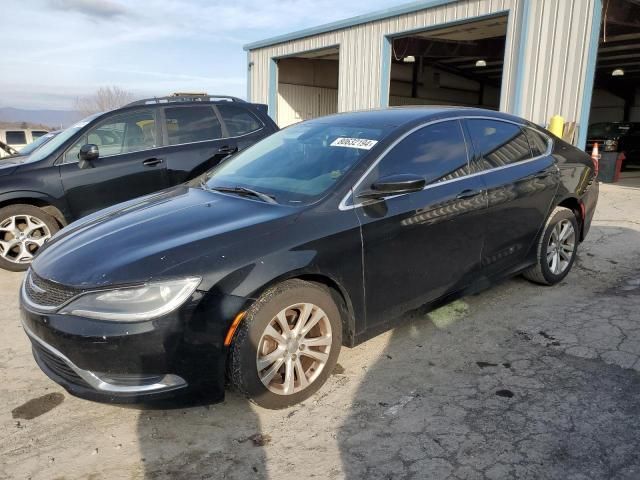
{"left": 330, "top": 137, "right": 378, "bottom": 150}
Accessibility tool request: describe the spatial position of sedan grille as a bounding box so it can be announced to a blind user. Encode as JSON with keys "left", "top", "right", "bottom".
{"left": 24, "top": 271, "right": 83, "bottom": 309}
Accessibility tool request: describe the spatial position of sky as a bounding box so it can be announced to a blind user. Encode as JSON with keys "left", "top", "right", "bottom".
{"left": 2, "top": 0, "right": 408, "bottom": 111}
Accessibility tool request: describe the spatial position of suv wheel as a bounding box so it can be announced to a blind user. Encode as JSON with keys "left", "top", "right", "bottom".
{"left": 523, "top": 206, "right": 579, "bottom": 285}
{"left": 229, "top": 280, "right": 342, "bottom": 409}
{"left": 0, "top": 205, "right": 59, "bottom": 272}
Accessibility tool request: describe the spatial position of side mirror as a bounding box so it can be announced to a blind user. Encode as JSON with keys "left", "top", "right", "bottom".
{"left": 78, "top": 144, "right": 99, "bottom": 169}
{"left": 357, "top": 174, "right": 426, "bottom": 199}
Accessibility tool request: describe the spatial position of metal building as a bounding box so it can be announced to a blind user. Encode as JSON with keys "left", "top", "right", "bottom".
{"left": 244, "top": 0, "right": 640, "bottom": 150}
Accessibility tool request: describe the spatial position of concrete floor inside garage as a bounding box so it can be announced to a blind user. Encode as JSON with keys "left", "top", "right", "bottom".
{"left": 1, "top": 176, "right": 640, "bottom": 479}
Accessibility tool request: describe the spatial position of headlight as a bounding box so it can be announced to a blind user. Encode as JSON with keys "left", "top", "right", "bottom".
{"left": 59, "top": 277, "right": 201, "bottom": 322}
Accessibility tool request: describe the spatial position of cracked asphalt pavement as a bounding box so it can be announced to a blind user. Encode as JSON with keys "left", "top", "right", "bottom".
{"left": 1, "top": 178, "right": 640, "bottom": 479}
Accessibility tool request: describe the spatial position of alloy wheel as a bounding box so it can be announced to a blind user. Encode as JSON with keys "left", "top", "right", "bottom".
{"left": 0, "top": 215, "right": 52, "bottom": 265}
{"left": 547, "top": 219, "right": 575, "bottom": 275}
{"left": 256, "top": 302, "right": 332, "bottom": 395}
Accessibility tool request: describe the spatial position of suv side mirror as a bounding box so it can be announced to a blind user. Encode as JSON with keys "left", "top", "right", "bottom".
{"left": 357, "top": 174, "right": 426, "bottom": 199}
{"left": 78, "top": 144, "right": 99, "bottom": 169}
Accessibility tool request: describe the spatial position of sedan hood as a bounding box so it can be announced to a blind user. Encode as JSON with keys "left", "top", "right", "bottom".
{"left": 32, "top": 186, "right": 295, "bottom": 287}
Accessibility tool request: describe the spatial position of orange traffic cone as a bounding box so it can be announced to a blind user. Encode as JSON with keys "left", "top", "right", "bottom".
{"left": 591, "top": 142, "right": 600, "bottom": 177}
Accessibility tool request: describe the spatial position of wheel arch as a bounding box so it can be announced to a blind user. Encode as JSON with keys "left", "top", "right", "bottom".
{"left": 556, "top": 195, "right": 585, "bottom": 241}
{"left": 246, "top": 270, "right": 357, "bottom": 347}
{"left": 0, "top": 193, "right": 67, "bottom": 228}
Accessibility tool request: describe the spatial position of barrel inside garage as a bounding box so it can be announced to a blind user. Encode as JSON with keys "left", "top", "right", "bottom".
{"left": 387, "top": 15, "right": 507, "bottom": 109}
{"left": 587, "top": 0, "right": 640, "bottom": 179}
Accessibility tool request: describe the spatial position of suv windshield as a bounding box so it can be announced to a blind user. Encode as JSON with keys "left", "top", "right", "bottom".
{"left": 204, "top": 122, "right": 391, "bottom": 205}
{"left": 29, "top": 113, "right": 101, "bottom": 162}
{"left": 588, "top": 122, "right": 638, "bottom": 137}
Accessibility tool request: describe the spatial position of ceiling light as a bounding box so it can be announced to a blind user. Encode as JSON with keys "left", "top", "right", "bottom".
{"left": 475, "top": 59, "right": 487, "bottom": 67}
{"left": 612, "top": 68, "right": 625, "bottom": 76}
{"left": 403, "top": 56, "right": 415, "bottom": 63}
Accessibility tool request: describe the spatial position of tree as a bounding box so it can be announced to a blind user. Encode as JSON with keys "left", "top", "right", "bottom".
{"left": 74, "top": 86, "right": 135, "bottom": 115}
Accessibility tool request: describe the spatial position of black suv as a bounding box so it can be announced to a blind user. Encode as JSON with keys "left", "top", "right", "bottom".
{"left": 0, "top": 94, "right": 278, "bottom": 271}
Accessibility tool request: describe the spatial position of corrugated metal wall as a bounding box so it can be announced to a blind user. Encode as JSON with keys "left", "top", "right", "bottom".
{"left": 248, "top": 0, "right": 597, "bottom": 141}
{"left": 518, "top": 0, "right": 597, "bottom": 132}
{"left": 249, "top": 0, "right": 521, "bottom": 114}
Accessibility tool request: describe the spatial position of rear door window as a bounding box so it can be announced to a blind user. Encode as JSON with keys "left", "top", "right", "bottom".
{"left": 6, "top": 131, "right": 27, "bottom": 144}
{"left": 216, "top": 105, "right": 263, "bottom": 137}
{"left": 32, "top": 131, "right": 49, "bottom": 139}
{"left": 366, "top": 120, "right": 470, "bottom": 186}
{"left": 466, "top": 119, "right": 532, "bottom": 170}
{"left": 164, "top": 106, "right": 222, "bottom": 145}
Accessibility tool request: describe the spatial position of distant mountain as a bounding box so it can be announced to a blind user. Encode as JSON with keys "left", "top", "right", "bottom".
{"left": 0, "top": 107, "right": 83, "bottom": 129}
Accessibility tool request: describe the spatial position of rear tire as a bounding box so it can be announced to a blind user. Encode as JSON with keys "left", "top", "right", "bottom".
{"left": 229, "top": 279, "right": 342, "bottom": 409}
{"left": 0, "top": 204, "right": 59, "bottom": 272}
{"left": 523, "top": 206, "right": 579, "bottom": 285}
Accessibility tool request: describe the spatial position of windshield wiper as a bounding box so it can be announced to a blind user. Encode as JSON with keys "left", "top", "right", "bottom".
{"left": 206, "top": 184, "right": 278, "bottom": 204}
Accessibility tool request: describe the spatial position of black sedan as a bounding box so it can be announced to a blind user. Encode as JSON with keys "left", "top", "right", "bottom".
{"left": 20, "top": 108, "right": 598, "bottom": 409}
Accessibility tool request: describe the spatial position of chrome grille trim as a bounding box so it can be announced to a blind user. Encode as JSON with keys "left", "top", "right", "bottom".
{"left": 22, "top": 270, "right": 84, "bottom": 312}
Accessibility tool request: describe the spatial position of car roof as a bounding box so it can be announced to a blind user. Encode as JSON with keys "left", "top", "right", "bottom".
{"left": 302, "top": 107, "right": 533, "bottom": 130}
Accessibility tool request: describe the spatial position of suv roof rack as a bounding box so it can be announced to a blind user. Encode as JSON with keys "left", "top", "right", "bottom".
{"left": 127, "top": 93, "right": 246, "bottom": 106}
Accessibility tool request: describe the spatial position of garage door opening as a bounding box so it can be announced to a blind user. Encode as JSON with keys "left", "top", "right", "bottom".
{"left": 586, "top": 0, "right": 640, "bottom": 180}
{"left": 276, "top": 47, "right": 339, "bottom": 127}
{"left": 387, "top": 15, "right": 507, "bottom": 109}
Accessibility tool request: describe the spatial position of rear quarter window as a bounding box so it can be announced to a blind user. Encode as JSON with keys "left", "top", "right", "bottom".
{"left": 523, "top": 128, "right": 550, "bottom": 157}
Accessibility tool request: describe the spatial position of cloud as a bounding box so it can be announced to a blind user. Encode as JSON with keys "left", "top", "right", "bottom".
{"left": 49, "top": 0, "right": 128, "bottom": 19}
{"left": 5, "top": 0, "right": 405, "bottom": 109}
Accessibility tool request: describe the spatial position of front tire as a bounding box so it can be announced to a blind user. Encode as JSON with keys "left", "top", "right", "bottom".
{"left": 229, "top": 279, "right": 342, "bottom": 409}
{"left": 523, "top": 206, "right": 579, "bottom": 285}
{"left": 0, "top": 204, "right": 59, "bottom": 272}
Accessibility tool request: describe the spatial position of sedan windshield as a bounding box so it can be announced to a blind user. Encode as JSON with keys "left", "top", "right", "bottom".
{"left": 28, "top": 113, "right": 102, "bottom": 162}
{"left": 204, "top": 122, "right": 391, "bottom": 205}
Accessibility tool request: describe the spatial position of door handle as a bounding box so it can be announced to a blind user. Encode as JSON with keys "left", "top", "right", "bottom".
{"left": 217, "top": 145, "right": 238, "bottom": 155}
{"left": 143, "top": 158, "right": 163, "bottom": 167}
{"left": 456, "top": 189, "right": 481, "bottom": 199}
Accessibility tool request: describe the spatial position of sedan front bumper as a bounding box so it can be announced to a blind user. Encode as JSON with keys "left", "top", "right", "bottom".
{"left": 20, "top": 285, "right": 247, "bottom": 404}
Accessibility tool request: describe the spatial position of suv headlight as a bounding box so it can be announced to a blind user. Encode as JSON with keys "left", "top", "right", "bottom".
{"left": 59, "top": 277, "right": 201, "bottom": 322}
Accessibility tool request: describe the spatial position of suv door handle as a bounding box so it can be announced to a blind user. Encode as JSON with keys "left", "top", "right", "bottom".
{"left": 217, "top": 145, "right": 238, "bottom": 155}
{"left": 456, "top": 189, "right": 481, "bottom": 199}
{"left": 143, "top": 158, "right": 163, "bottom": 167}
